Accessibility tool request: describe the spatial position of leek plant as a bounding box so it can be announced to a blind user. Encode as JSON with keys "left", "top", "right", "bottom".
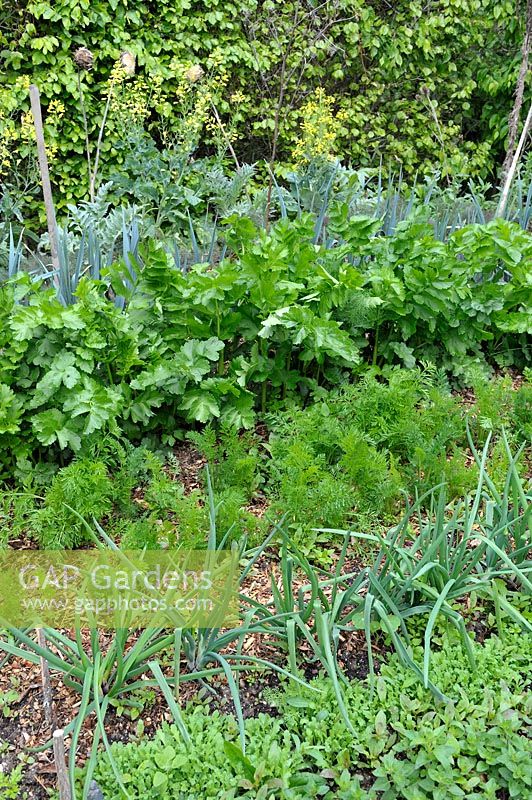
{"left": 322, "top": 431, "right": 531, "bottom": 695}
{"left": 248, "top": 432, "right": 531, "bottom": 730}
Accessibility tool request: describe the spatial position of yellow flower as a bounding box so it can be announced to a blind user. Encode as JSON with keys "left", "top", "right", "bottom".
{"left": 293, "top": 89, "right": 342, "bottom": 164}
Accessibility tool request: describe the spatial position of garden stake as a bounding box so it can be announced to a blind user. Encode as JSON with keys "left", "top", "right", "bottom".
{"left": 53, "top": 729, "right": 73, "bottom": 800}
{"left": 29, "top": 84, "right": 60, "bottom": 274}
{"left": 500, "top": 0, "right": 532, "bottom": 183}
{"left": 37, "top": 628, "right": 57, "bottom": 731}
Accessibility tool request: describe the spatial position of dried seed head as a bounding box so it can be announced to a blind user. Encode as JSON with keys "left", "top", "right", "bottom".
{"left": 120, "top": 51, "right": 136, "bottom": 76}
{"left": 185, "top": 64, "right": 204, "bottom": 83}
{"left": 73, "top": 46, "right": 94, "bottom": 70}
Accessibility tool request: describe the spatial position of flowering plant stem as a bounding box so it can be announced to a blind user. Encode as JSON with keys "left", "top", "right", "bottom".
{"left": 211, "top": 102, "right": 240, "bottom": 169}
{"left": 77, "top": 71, "right": 93, "bottom": 202}
{"left": 89, "top": 80, "right": 115, "bottom": 202}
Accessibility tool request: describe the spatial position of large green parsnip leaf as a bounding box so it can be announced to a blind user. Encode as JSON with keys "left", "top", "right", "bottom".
{"left": 180, "top": 391, "right": 220, "bottom": 423}
{"left": 29, "top": 351, "right": 81, "bottom": 407}
{"left": 32, "top": 408, "right": 82, "bottom": 450}
{"left": 0, "top": 384, "right": 22, "bottom": 434}
{"left": 62, "top": 379, "right": 122, "bottom": 435}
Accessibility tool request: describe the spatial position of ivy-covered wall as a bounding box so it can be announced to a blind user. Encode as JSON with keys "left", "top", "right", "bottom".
{"left": 0, "top": 0, "right": 524, "bottom": 206}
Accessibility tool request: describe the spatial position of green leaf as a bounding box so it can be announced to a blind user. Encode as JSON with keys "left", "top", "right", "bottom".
{"left": 223, "top": 741, "right": 256, "bottom": 782}
{"left": 0, "top": 384, "right": 22, "bottom": 434}
{"left": 375, "top": 709, "right": 387, "bottom": 736}
{"left": 220, "top": 392, "right": 256, "bottom": 429}
{"left": 258, "top": 307, "right": 293, "bottom": 338}
{"left": 62, "top": 379, "right": 122, "bottom": 435}
{"left": 30, "top": 351, "right": 81, "bottom": 406}
{"left": 153, "top": 771, "right": 168, "bottom": 791}
{"left": 155, "top": 746, "right": 177, "bottom": 770}
{"left": 285, "top": 696, "right": 312, "bottom": 708}
{"left": 389, "top": 341, "right": 416, "bottom": 369}
{"left": 32, "top": 409, "right": 81, "bottom": 450}
{"left": 180, "top": 391, "right": 220, "bottom": 423}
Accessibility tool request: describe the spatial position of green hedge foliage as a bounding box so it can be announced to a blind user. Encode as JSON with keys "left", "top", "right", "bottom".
{"left": 0, "top": 0, "right": 525, "bottom": 209}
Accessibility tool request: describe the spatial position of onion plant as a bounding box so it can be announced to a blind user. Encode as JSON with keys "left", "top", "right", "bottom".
{"left": 0, "top": 473, "right": 312, "bottom": 799}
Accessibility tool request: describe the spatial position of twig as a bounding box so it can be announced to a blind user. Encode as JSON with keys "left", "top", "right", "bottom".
{"left": 29, "top": 84, "right": 59, "bottom": 274}
{"left": 264, "top": 1, "right": 301, "bottom": 228}
{"left": 419, "top": 88, "right": 451, "bottom": 185}
{"left": 211, "top": 102, "right": 240, "bottom": 168}
{"left": 242, "top": 0, "right": 348, "bottom": 228}
{"left": 90, "top": 80, "right": 115, "bottom": 201}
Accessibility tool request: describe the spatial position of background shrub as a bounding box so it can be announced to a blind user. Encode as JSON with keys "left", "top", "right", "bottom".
{"left": 0, "top": 0, "right": 526, "bottom": 216}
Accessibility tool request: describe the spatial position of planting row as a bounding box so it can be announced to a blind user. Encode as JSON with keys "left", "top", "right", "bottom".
{"left": 1, "top": 213, "right": 531, "bottom": 479}
{"left": 2, "top": 370, "right": 530, "bottom": 552}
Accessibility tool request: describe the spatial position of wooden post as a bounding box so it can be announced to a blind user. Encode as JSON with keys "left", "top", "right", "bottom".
{"left": 53, "top": 729, "right": 73, "bottom": 800}
{"left": 29, "top": 84, "right": 60, "bottom": 272}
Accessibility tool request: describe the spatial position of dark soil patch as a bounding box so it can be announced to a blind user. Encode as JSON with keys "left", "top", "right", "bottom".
{"left": 203, "top": 670, "right": 282, "bottom": 719}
